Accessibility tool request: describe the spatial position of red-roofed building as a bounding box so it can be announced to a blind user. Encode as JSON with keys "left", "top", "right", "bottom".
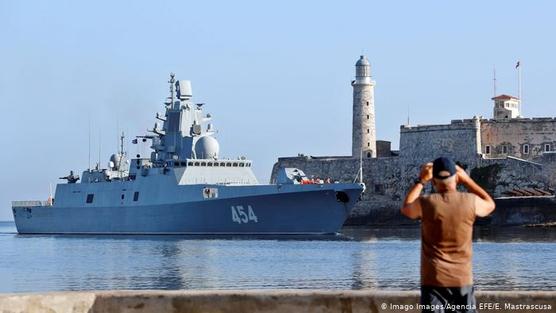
{"left": 492, "top": 94, "right": 520, "bottom": 119}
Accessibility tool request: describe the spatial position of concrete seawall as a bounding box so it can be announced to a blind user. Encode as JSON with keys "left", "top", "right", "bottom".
{"left": 0, "top": 290, "right": 554, "bottom": 313}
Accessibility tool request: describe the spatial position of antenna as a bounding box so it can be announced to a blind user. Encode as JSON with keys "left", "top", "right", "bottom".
{"left": 359, "top": 150, "right": 363, "bottom": 183}
{"left": 516, "top": 60, "right": 522, "bottom": 116}
{"left": 407, "top": 104, "right": 410, "bottom": 126}
{"left": 169, "top": 73, "right": 176, "bottom": 109}
{"left": 116, "top": 131, "right": 125, "bottom": 178}
{"left": 120, "top": 131, "right": 125, "bottom": 155}
{"left": 88, "top": 118, "right": 91, "bottom": 170}
{"left": 493, "top": 65, "right": 497, "bottom": 97}
{"left": 353, "top": 150, "right": 364, "bottom": 183}
{"left": 98, "top": 129, "right": 101, "bottom": 169}
{"left": 48, "top": 182, "right": 53, "bottom": 205}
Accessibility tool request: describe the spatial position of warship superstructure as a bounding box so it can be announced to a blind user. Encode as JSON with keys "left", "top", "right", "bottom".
{"left": 12, "top": 74, "right": 365, "bottom": 234}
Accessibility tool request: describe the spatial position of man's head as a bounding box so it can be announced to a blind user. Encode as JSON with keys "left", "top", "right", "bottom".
{"left": 432, "top": 157, "right": 457, "bottom": 192}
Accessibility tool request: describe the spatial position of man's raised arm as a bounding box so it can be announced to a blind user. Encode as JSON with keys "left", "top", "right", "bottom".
{"left": 456, "top": 166, "right": 496, "bottom": 217}
{"left": 400, "top": 163, "right": 432, "bottom": 220}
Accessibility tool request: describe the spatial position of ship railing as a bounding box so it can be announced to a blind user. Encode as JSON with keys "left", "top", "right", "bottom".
{"left": 11, "top": 200, "right": 52, "bottom": 208}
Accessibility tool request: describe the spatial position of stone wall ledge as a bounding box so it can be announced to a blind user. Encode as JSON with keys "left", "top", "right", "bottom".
{"left": 0, "top": 290, "right": 554, "bottom": 313}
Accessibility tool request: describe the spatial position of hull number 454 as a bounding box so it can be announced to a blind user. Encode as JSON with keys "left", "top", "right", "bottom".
{"left": 231, "top": 205, "right": 258, "bottom": 224}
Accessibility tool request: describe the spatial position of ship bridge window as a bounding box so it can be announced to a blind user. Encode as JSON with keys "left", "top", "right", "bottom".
{"left": 213, "top": 162, "right": 219, "bottom": 167}
{"left": 201, "top": 162, "right": 207, "bottom": 166}
{"left": 239, "top": 163, "right": 245, "bottom": 167}
{"left": 233, "top": 162, "right": 238, "bottom": 167}
{"left": 194, "top": 162, "right": 200, "bottom": 166}
{"left": 226, "top": 163, "right": 232, "bottom": 167}
{"left": 208, "top": 162, "right": 213, "bottom": 166}
{"left": 86, "top": 194, "right": 94, "bottom": 204}
{"left": 133, "top": 191, "right": 139, "bottom": 201}
{"left": 220, "top": 162, "right": 226, "bottom": 167}
{"left": 188, "top": 162, "right": 193, "bottom": 166}
{"left": 181, "top": 162, "right": 187, "bottom": 167}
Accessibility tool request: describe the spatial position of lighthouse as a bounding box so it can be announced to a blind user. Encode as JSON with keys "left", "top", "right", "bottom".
{"left": 352, "top": 55, "right": 376, "bottom": 158}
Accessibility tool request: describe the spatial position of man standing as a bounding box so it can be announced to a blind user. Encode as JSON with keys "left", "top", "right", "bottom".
{"left": 401, "top": 157, "right": 495, "bottom": 312}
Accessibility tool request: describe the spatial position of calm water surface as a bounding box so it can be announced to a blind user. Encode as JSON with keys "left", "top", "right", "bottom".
{"left": 1, "top": 221, "right": 555, "bottom": 293}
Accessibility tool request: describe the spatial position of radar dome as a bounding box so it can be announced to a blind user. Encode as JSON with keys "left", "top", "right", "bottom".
{"left": 195, "top": 136, "right": 220, "bottom": 159}
{"left": 109, "top": 153, "right": 127, "bottom": 170}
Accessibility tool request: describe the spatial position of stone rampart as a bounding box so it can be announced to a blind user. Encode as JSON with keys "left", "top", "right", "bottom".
{"left": 399, "top": 119, "right": 481, "bottom": 168}
{"left": 271, "top": 153, "right": 556, "bottom": 225}
{"left": 481, "top": 117, "right": 556, "bottom": 160}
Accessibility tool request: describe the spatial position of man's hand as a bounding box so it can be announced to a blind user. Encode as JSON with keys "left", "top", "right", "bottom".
{"left": 419, "top": 162, "right": 433, "bottom": 184}
{"left": 456, "top": 165, "right": 470, "bottom": 186}
{"left": 455, "top": 165, "right": 496, "bottom": 217}
{"left": 401, "top": 162, "right": 432, "bottom": 220}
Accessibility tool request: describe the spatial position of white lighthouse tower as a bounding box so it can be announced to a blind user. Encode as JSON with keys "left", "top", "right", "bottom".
{"left": 352, "top": 55, "right": 376, "bottom": 158}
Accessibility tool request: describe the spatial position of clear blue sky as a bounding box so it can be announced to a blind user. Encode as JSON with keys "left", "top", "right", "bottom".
{"left": 1, "top": 1, "right": 555, "bottom": 220}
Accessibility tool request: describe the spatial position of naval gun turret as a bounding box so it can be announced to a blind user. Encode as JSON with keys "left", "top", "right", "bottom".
{"left": 59, "top": 170, "right": 79, "bottom": 183}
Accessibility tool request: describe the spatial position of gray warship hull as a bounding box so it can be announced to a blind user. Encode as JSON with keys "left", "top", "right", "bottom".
{"left": 13, "top": 183, "right": 363, "bottom": 234}
{"left": 12, "top": 74, "right": 366, "bottom": 235}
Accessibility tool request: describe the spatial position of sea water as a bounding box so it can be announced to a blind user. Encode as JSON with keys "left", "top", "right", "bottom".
{"left": 0, "top": 221, "right": 554, "bottom": 293}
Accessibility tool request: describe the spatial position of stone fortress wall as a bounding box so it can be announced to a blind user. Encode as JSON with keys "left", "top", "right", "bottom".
{"left": 481, "top": 117, "right": 556, "bottom": 159}
{"left": 271, "top": 56, "right": 556, "bottom": 224}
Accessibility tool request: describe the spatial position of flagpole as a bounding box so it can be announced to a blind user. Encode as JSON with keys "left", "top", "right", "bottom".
{"left": 518, "top": 60, "right": 522, "bottom": 117}
{"left": 493, "top": 65, "right": 497, "bottom": 97}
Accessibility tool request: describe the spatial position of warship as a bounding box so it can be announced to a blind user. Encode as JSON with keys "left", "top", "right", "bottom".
{"left": 12, "top": 74, "right": 365, "bottom": 234}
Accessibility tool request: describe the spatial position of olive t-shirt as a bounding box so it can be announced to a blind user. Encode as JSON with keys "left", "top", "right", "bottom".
{"left": 420, "top": 191, "right": 476, "bottom": 287}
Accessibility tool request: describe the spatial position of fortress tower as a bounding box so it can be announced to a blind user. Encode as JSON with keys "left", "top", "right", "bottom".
{"left": 352, "top": 55, "right": 376, "bottom": 158}
{"left": 492, "top": 94, "right": 521, "bottom": 119}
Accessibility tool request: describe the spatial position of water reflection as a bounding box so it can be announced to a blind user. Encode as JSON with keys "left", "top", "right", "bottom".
{"left": 341, "top": 225, "right": 556, "bottom": 242}
{"left": 0, "top": 222, "right": 554, "bottom": 292}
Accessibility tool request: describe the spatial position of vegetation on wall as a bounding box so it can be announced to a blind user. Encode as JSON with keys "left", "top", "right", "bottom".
{"left": 470, "top": 164, "right": 502, "bottom": 194}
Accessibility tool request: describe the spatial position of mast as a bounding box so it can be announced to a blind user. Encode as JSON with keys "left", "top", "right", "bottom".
{"left": 517, "top": 60, "right": 522, "bottom": 116}
{"left": 98, "top": 129, "right": 101, "bottom": 169}
{"left": 118, "top": 132, "right": 125, "bottom": 177}
{"left": 88, "top": 118, "right": 91, "bottom": 171}
{"left": 169, "top": 73, "right": 176, "bottom": 109}
{"left": 119, "top": 131, "right": 125, "bottom": 156}
{"left": 493, "top": 65, "right": 497, "bottom": 97}
{"left": 354, "top": 150, "right": 364, "bottom": 183}
{"left": 359, "top": 150, "right": 363, "bottom": 183}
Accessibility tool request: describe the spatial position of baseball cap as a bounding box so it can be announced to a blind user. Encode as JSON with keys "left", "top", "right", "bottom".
{"left": 433, "top": 157, "right": 456, "bottom": 179}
